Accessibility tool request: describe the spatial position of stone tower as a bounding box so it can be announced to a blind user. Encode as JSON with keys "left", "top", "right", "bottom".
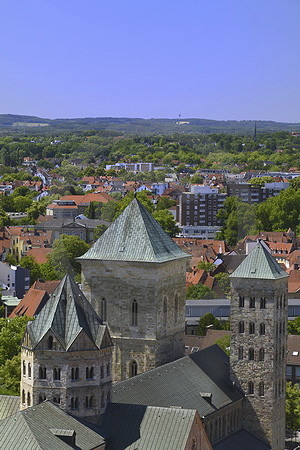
{"left": 230, "top": 241, "right": 288, "bottom": 450}
{"left": 79, "top": 198, "right": 189, "bottom": 382}
{"left": 20, "top": 275, "right": 113, "bottom": 423}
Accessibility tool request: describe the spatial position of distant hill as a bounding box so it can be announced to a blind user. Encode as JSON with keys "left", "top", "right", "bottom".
{"left": 0, "top": 114, "right": 299, "bottom": 134}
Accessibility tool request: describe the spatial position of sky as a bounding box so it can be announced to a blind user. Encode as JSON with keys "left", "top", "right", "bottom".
{"left": 0, "top": 0, "right": 299, "bottom": 122}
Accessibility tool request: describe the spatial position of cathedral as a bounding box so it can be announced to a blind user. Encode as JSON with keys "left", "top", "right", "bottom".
{"left": 18, "top": 198, "right": 288, "bottom": 449}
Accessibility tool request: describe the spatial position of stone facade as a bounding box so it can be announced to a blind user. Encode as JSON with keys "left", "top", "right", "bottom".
{"left": 20, "top": 329, "right": 112, "bottom": 423}
{"left": 230, "top": 276, "right": 288, "bottom": 450}
{"left": 81, "top": 258, "right": 187, "bottom": 382}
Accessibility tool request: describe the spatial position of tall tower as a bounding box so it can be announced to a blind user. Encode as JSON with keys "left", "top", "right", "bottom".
{"left": 230, "top": 241, "right": 288, "bottom": 450}
{"left": 20, "top": 275, "right": 113, "bottom": 423}
{"left": 79, "top": 198, "right": 190, "bottom": 382}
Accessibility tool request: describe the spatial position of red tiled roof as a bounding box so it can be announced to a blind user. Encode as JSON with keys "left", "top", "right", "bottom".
{"left": 33, "top": 280, "right": 60, "bottom": 294}
{"left": 9, "top": 289, "right": 48, "bottom": 318}
{"left": 288, "top": 270, "right": 300, "bottom": 293}
{"left": 27, "top": 247, "right": 53, "bottom": 264}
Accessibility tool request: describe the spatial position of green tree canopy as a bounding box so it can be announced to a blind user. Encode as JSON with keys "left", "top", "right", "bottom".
{"left": 187, "top": 284, "right": 215, "bottom": 300}
{"left": 197, "top": 313, "right": 222, "bottom": 336}
{"left": 48, "top": 234, "right": 90, "bottom": 277}
{"left": 152, "top": 209, "right": 179, "bottom": 237}
{"left": 93, "top": 224, "right": 108, "bottom": 241}
{"left": 286, "top": 382, "right": 300, "bottom": 432}
{"left": 156, "top": 196, "right": 176, "bottom": 211}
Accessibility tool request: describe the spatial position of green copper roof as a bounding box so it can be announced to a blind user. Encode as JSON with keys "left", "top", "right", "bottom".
{"left": 79, "top": 198, "right": 189, "bottom": 263}
{"left": 230, "top": 241, "right": 288, "bottom": 280}
{"left": 26, "top": 275, "right": 112, "bottom": 350}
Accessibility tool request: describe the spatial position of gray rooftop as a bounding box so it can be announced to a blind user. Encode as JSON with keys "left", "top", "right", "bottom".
{"left": 0, "top": 401, "right": 105, "bottom": 449}
{"left": 79, "top": 198, "right": 189, "bottom": 263}
{"left": 112, "top": 345, "right": 243, "bottom": 417}
{"left": 100, "top": 403, "right": 198, "bottom": 450}
{"left": 26, "top": 275, "right": 112, "bottom": 351}
{"left": 0, "top": 395, "right": 20, "bottom": 420}
{"left": 213, "top": 428, "right": 271, "bottom": 450}
{"left": 230, "top": 241, "right": 288, "bottom": 280}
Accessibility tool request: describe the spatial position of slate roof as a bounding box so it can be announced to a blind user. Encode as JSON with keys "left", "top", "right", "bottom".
{"left": 26, "top": 275, "right": 110, "bottom": 350}
{"left": 230, "top": 241, "right": 288, "bottom": 280}
{"left": 0, "top": 401, "right": 105, "bottom": 449}
{"left": 0, "top": 395, "right": 20, "bottom": 420}
{"left": 100, "top": 403, "right": 198, "bottom": 450}
{"left": 112, "top": 345, "right": 243, "bottom": 417}
{"left": 79, "top": 198, "right": 189, "bottom": 263}
{"left": 213, "top": 428, "right": 271, "bottom": 450}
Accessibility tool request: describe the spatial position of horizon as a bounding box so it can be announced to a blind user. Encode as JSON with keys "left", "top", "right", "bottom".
{"left": 1, "top": 1, "right": 299, "bottom": 122}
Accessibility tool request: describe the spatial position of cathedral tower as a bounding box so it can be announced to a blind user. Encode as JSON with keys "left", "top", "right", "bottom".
{"left": 79, "top": 199, "right": 189, "bottom": 382}
{"left": 20, "top": 275, "right": 113, "bottom": 423}
{"left": 230, "top": 241, "right": 288, "bottom": 450}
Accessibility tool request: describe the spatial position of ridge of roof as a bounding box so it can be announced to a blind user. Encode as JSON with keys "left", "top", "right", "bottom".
{"left": 79, "top": 198, "right": 189, "bottom": 263}
{"left": 26, "top": 275, "right": 110, "bottom": 350}
{"left": 230, "top": 241, "right": 288, "bottom": 280}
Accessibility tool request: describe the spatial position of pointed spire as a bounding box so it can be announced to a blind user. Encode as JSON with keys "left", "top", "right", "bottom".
{"left": 79, "top": 198, "right": 189, "bottom": 263}
{"left": 230, "top": 241, "right": 287, "bottom": 280}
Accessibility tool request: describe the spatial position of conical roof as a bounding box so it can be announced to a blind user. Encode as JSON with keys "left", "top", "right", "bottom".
{"left": 230, "top": 241, "right": 288, "bottom": 280}
{"left": 79, "top": 198, "right": 189, "bottom": 263}
{"left": 26, "top": 275, "right": 111, "bottom": 350}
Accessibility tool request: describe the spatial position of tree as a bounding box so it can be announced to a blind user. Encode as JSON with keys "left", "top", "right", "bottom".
{"left": 93, "top": 224, "right": 108, "bottom": 241}
{"left": 100, "top": 201, "right": 118, "bottom": 222}
{"left": 0, "top": 354, "right": 20, "bottom": 395}
{"left": 152, "top": 209, "right": 179, "bottom": 237}
{"left": 248, "top": 176, "right": 274, "bottom": 186}
{"left": 286, "top": 382, "right": 300, "bottom": 432}
{"left": 19, "top": 256, "right": 42, "bottom": 285}
{"left": 197, "top": 261, "right": 216, "bottom": 273}
{"left": 214, "top": 273, "right": 231, "bottom": 297}
{"left": 215, "top": 334, "right": 230, "bottom": 356}
{"left": 0, "top": 316, "right": 32, "bottom": 366}
{"left": 197, "top": 313, "right": 222, "bottom": 336}
{"left": 114, "top": 191, "right": 154, "bottom": 219}
{"left": 287, "top": 316, "right": 300, "bottom": 334}
{"left": 156, "top": 197, "right": 176, "bottom": 211}
{"left": 186, "top": 284, "right": 215, "bottom": 299}
{"left": 48, "top": 234, "right": 90, "bottom": 277}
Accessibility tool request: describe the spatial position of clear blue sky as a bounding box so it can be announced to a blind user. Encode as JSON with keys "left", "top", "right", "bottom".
{"left": 0, "top": 0, "right": 299, "bottom": 122}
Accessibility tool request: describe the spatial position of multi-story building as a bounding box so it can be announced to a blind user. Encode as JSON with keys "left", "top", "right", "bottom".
{"left": 226, "top": 182, "right": 289, "bottom": 204}
{"left": 178, "top": 187, "right": 226, "bottom": 227}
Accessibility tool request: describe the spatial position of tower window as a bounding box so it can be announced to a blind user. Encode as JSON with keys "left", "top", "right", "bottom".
{"left": 85, "top": 396, "right": 93, "bottom": 408}
{"left": 106, "top": 362, "right": 110, "bottom": 377}
{"left": 28, "top": 363, "right": 32, "bottom": 378}
{"left": 248, "top": 381, "right": 254, "bottom": 395}
{"left": 238, "top": 322, "right": 244, "bottom": 333}
{"left": 23, "top": 360, "right": 26, "bottom": 376}
{"left": 260, "top": 297, "right": 266, "bottom": 309}
{"left": 131, "top": 300, "right": 138, "bottom": 327}
{"left": 238, "top": 346, "right": 243, "bottom": 360}
{"left": 100, "top": 364, "right": 104, "bottom": 379}
{"left": 249, "top": 297, "right": 255, "bottom": 308}
{"left": 22, "top": 389, "right": 25, "bottom": 404}
{"left": 53, "top": 368, "right": 61, "bottom": 380}
{"left": 71, "top": 367, "right": 79, "bottom": 380}
{"left": 239, "top": 296, "right": 244, "bottom": 307}
{"left": 71, "top": 397, "right": 79, "bottom": 409}
{"left": 39, "top": 367, "right": 47, "bottom": 379}
{"left": 101, "top": 391, "right": 105, "bottom": 408}
{"left": 48, "top": 335, "right": 53, "bottom": 349}
{"left": 259, "top": 382, "right": 265, "bottom": 397}
{"left": 174, "top": 294, "right": 179, "bottom": 322}
{"left": 249, "top": 348, "right": 254, "bottom": 360}
{"left": 27, "top": 392, "right": 31, "bottom": 406}
{"left": 130, "top": 360, "right": 138, "bottom": 377}
{"left": 259, "top": 323, "right": 265, "bottom": 335}
{"left": 249, "top": 322, "right": 255, "bottom": 334}
{"left": 163, "top": 297, "right": 168, "bottom": 327}
{"left": 101, "top": 298, "right": 107, "bottom": 322}
{"left": 259, "top": 348, "right": 265, "bottom": 361}
{"left": 86, "top": 366, "right": 94, "bottom": 380}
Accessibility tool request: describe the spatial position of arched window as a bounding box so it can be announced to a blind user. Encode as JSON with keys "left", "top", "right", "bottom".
{"left": 239, "top": 296, "right": 244, "bottom": 307}
{"left": 130, "top": 360, "right": 138, "bottom": 377}
{"left": 85, "top": 396, "right": 93, "bottom": 408}
{"left": 248, "top": 381, "right": 254, "bottom": 395}
{"left": 259, "top": 348, "right": 265, "bottom": 361}
{"left": 238, "top": 322, "right": 244, "bottom": 333}
{"left": 71, "top": 367, "right": 79, "bottom": 380}
{"left": 259, "top": 323, "right": 265, "bottom": 335}
{"left": 249, "top": 297, "right": 255, "bottom": 308}
{"left": 106, "top": 363, "right": 110, "bottom": 377}
{"left": 22, "top": 389, "right": 25, "bottom": 404}
{"left": 101, "top": 391, "right": 105, "bottom": 408}
{"left": 28, "top": 363, "right": 32, "bottom": 378}
{"left": 163, "top": 297, "right": 168, "bottom": 327}
{"left": 174, "top": 294, "right": 179, "bottom": 322}
{"left": 131, "top": 300, "right": 138, "bottom": 326}
{"left": 71, "top": 397, "right": 78, "bottom": 409}
{"left": 249, "top": 322, "right": 255, "bottom": 334}
{"left": 260, "top": 297, "right": 266, "bottom": 309}
{"left": 259, "top": 382, "right": 264, "bottom": 397}
{"left": 48, "top": 335, "right": 53, "bottom": 349}
{"left": 53, "top": 368, "right": 61, "bottom": 380}
{"left": 100, "top": 364, "right": 104, "bottom": 379}
{"left": 39, "top": 367, "right": 46, "bottom": 379}
{"left": 86, "top": 366, "right": 94, "bottom": 379}
{"left": 101, "top": 298, "right": 107, "bottom": 322}
{"left": 249, "top": 348, "right": 254, "bottom": 360}
{"left": 27, "top": 392, "right": 31, "bottom": 406}
{"left": 23, "top": 360, "right": 26, "bottom": 376}
{"left": 238, "top": 346, "right": 243, "bottom": 360}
